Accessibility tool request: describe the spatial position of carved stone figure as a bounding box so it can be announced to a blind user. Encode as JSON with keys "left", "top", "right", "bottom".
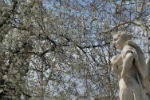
{"left": 111, "top": 32, "right": 150, "bottom": 100}
{"left": 111, "top": 55, "right": 134, "bottom": 100}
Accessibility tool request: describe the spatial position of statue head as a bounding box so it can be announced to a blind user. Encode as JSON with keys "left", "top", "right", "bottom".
{"left": 112, "top": 31, "right": 132, "bottom": 49}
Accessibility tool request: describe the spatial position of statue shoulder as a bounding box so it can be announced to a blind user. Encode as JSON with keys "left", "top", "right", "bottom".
{"left": 121, "top": 45, "right": 137, "bottom": 58}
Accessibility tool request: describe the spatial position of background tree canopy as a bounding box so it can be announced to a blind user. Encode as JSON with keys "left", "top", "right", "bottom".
{"left": 0, "top": 0, "right": 150, "bottom": 100}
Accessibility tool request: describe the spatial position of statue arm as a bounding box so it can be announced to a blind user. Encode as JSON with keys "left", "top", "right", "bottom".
{"left": 111, "top": 55, "right": 121, "bottom": 79}
{"left": 121, "top": 52, "right": 134, "bottom": 78}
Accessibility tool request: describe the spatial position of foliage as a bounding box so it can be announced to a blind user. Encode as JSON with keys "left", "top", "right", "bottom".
{"left": 0, "top": 0, "right": 150, "bottom": 100}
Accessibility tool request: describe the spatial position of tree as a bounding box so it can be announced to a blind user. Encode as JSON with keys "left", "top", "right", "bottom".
{"left": 0, "top": 0, "right": 150, "bottom": 100}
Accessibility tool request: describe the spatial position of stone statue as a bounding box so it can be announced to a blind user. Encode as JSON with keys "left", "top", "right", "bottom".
{"left": 111, "top": 55, "right": 134, "bottom": 100}
{"left": 111, "top": 32, "right": 150, "bottom": 100}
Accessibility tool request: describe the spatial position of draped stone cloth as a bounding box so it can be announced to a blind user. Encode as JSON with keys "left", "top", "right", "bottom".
{"left": 122, "top": 40, "right": 150, "bottom": 95}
